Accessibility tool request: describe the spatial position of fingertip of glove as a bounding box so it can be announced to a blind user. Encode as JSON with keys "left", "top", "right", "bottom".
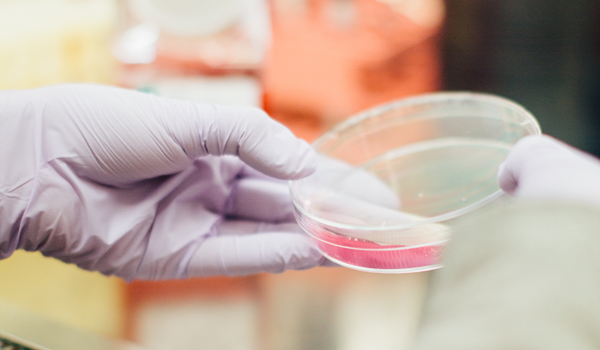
{"left": 245, "top": 135, "right": 318, "bottom": 181}
{"left": 500, "top": 135, "right": 566, "bottom": 195}
{"left": 497, "top": 161, "right": 516, "bottom": 194}
{"left": 287, "top": 139, "right": 318, "bottom": 180}
{"left": 216, "top": 106, "right": 318, "bottom": 180}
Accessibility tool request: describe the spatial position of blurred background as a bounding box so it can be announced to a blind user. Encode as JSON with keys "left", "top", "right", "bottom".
{"left": 0, "top": 0, "right": 598, "bottom": 349}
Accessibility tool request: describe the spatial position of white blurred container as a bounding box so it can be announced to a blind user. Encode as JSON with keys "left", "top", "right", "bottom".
{"left": 113, "top": 0, "right": 269, "bottom": 108}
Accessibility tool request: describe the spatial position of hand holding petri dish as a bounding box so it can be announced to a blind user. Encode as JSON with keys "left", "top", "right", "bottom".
{"left": 289, "top": 92, "right": 541, "bottom": 273}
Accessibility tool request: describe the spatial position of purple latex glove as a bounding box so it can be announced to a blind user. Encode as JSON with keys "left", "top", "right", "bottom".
{"left": 498, "top": 135, "right": 600, "bottom": 208}
{"left": 0, "top": 84, "right": 324, "bottom": 281}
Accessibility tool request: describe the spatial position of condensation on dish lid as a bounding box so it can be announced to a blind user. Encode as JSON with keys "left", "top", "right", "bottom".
{"left": 305, "top": 190, "right": 450, "bottom": 246}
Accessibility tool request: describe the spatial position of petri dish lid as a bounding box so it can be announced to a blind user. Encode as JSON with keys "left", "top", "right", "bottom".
{"left": 290, "top": 92, "right": 541, "bottom": 231}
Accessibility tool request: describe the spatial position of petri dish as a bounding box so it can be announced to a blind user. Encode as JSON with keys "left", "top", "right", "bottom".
{"left": 289, "top": 92, "right": 541, "bottom": 273}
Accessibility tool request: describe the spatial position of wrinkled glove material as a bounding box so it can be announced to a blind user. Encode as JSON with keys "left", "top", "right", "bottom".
{"left": 0, "top": 84, "right": 323, "bottom": 281}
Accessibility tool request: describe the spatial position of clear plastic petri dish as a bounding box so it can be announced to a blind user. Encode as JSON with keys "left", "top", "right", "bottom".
{"left": 289, "top": 92, "right": 541, "bottom": 273}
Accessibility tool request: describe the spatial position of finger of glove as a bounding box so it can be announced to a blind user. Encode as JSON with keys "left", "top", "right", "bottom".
{"left": 239, "top": 163, "right": 287, "bottom": 183}
{"left": 187, "top": 227, "right": 325, "bottom": 277}
{"left": 497, "top": 161, "right": 518, "bottom": 195}
{"left": 208, "top": 217, "right": 337, "bottom": 268}
{"left": 32, "top": 85, "right": 199, "bottom": 185}
{"left": 211, "top": 220, "right": 305, "bottom": 236}
{"left": 162, "top": 103, "right": 317, "bottom": 180}
{"left": 226, "top": 178, "right": 296, "bottom": 222}
{"left": 499, "top": 135, "right": 600, "bottom": 206}
{"left": 498, "top": 135, "right": 557, "bottom": 195}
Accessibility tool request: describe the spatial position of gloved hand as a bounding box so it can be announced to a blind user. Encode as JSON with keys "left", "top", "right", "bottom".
{"left": 498, "top": 135, "right": 600, "bottom": 208}
{"left": 0, "top": 84, "right": 325, "bottom": 281}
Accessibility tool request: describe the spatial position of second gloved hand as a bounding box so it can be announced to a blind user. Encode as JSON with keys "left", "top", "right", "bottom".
{"left": 498, "top": 135, "right": 600, "bottom": 208}
{"left": 0, "top": 84, "right": 324, "bottom": 281}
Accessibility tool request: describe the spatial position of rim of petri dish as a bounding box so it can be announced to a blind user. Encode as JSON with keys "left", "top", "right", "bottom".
{"left": 319, "top": 254, "right": 444, "bottom": 273}
{"left": 290, "top": 92, "right": 542, "bottom": 232}
{"left": 306, "top": 230, "right": 450, "bottom": 251}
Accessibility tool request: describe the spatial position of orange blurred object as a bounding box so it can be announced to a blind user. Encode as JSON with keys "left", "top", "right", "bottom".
{"left": 264, "top": 0, "right": 444, "bottom": 124}
{"left": 124, "top": 276, "right": 260, "bottom": 340}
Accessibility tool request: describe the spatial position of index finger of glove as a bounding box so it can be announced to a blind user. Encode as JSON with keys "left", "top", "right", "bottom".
{"left": 162, "top": 103, "right": 318, "bottom": 180}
